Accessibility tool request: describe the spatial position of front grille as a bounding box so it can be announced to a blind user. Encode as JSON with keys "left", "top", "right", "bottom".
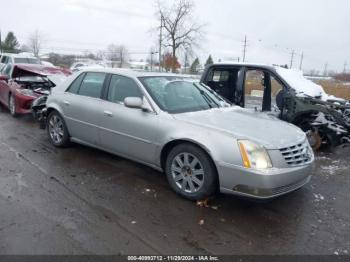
{"left": 279, "top": 140, "right": 312, "bottom": 166}
{"left": 270, "top": 175, "right": 310, "bottom": 195}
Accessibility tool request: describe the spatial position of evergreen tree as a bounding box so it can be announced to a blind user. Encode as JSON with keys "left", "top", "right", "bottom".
{"left": 205, "top": 55, "right": 214, "bottom": 67}
{"left": 190, "top": 58, "right": 200, "bottom": 74}
{"left": 2, "top": 32, "right": 19, "bottom": 52}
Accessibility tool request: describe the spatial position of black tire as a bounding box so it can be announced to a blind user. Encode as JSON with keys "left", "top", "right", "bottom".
{"left": 8, "top": 94, "right": 17, "bottom": 117}
{"left": 165, "top": 143, "right": 218, "bottom": 201}
{"left": 46, "top": 111, "right": 71, "bottom": 147}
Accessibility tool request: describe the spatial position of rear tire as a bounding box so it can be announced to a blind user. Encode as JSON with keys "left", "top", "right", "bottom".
{"left": 47, "top": 111, "right": 71, "bottom": 147}
{"left": 165, "top": 143, "right": 218, "bottom": 201}
{"left": 8, "top": 94, "right": 17, "bottom": 117}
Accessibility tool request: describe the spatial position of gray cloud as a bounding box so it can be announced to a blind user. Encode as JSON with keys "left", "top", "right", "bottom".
{"left": 0, "top": 0, "right": 349, "bottom": 72}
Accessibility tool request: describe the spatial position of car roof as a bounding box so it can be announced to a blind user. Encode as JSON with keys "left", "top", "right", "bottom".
{"left": 0, "top": 53, "right": 37, "bottom": 59}
{"left": 210, "top": 62, "right": 277, "bottom": 71}
{"left": 79, "top": 67, "right": 198, "bottom": 79}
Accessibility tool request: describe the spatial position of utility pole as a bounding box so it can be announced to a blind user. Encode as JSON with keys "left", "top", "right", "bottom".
{"left": 184, "top": 49, "right": 189, "bottom": 74}
{"left": 158, "top": 16, "right": 163, "bottom": 72}
{"left": 289, "top": 49, "right": 295, "bottom": 69}
{"left": 299, "top": 52, "right": 304, "bottom": 70}
{"left": 344, "top": 61, "right": 347, "bottom": 73}
{"left": 242, "top": 35, "right": 247, "bottom": 62}
{"left": 323, "top": 62, "right": 328, "bottom": 76}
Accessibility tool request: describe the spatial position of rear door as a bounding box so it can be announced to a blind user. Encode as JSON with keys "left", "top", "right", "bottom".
{"left": 61, "top": 72, "right": 107, "bottom": 146}
{"left": 99, "top": 74, "right": 159, "bottom": 164}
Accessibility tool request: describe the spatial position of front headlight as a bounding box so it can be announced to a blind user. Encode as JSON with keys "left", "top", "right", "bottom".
{"left": 238, "top": 140, "right": 272, "bottom": 169}
{"left": 17, "top": 89, "right": 35, "bottom": 97}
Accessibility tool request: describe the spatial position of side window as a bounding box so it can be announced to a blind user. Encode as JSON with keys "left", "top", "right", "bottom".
{"left": 1, "top": 56, "right": 8, "bottom": 64}
{"left": 205, "top": 68, "right": 239, "bottom": 103}
{"left": 209, "top": 70, "right": 230, "bottom": 82}
{"left": 78, "top": 72, "right": 106, "bottom": 98}
{"left": 67, "top": 73, "right": 85, "bottom": 94}
{"left": 244, "top": 70, "right": 265, "bottom": 110}
{"left": 270, "top": 74, "right": 285, "bottom": 108}
{"left": 107, "top": 75, "right": 142, "bottom": 103}
{"left": 3, "top": 64, "right": 12, "bottom": 77}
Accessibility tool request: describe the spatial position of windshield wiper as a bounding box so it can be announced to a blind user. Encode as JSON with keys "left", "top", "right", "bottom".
{"left": 199, "top": 90, "right": 214, "bottom": 108}
{"left": 193, "top": 84, "right": 219, "bottom": 108}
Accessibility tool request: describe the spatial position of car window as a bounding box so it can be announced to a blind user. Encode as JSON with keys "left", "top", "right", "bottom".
{"left": 205, "top": 68, "right": 240, "bottom": 103}
{"left": 107, "top": 75, "right": 142, "bottom": 103}
{"left": 270, "top": 74, "right": 285, "bottom": 108}
{"left": 3, "top": 64, "right": 12, "bottom": 77}
{"left": 67, "top": 73, "right": 85, "bottom": 94}
{"left": 208, "top": 70, "right": 230, "bottom": 82}
{"left": 77, "top": 72, "right": 106, "bottom": 98}
{"left": 244, "top": 70, "right": 265, "bottom": 110}
{"left": 14, "top": 58, "right": 41, "bottom": 64}
{"left": 1, "top": 56, "right": 9, "bottom": 64}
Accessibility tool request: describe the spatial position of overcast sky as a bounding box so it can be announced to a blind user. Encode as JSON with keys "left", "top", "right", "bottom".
{"left": 0, "top": 0, "right": 349, "bottom": 72}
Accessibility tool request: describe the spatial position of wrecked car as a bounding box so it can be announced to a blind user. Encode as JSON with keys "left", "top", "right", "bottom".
{"left": 0, "top": 63, "right": 71, "bottom": 117}
{"left": 200, "top": 63, "right": 350, "bottom": 150}
{"left": 43, "top": 68, "right": 313, "bottom": 200}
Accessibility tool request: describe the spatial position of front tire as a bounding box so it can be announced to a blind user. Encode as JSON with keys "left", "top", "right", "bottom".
{"left": 47, "top": 111, "right": 71, "bottom": 147}
{"left": 165, "top": 143, "right": 218, "bottom": 201}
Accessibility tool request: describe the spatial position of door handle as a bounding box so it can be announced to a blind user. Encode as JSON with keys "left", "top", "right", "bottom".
{"left": 103, "top": 110, "right": 113, "bottom": 117}
{"left": 63, "top": 101, "right": 70, "bottom": 106}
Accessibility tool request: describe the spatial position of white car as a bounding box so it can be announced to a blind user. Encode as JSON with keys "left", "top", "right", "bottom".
{"left": 0, "top": 53, "right": 41, "bottom": 70}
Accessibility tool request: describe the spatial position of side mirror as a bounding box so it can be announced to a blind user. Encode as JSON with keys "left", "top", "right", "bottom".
{"left": 0, "top": 75, "right": 9, "bottom": 82}
{"left": 124, "top": 97, "right": 143, "bottom": 109}
{"left": 124, "top": 97, "right": 153, "bottom": 112}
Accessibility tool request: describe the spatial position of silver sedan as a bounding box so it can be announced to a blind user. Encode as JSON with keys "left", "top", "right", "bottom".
{"left": 45, "top": 69, "right": 314, "bottom": 200}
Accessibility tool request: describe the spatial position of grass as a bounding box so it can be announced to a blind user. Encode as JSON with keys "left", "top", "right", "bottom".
{"left": 245, "top": 79, "right": 350, "bottom": 100}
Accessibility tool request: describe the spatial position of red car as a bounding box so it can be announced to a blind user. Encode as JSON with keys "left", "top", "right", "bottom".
{"left": 0, "top": 63, "right": 71, "bottom": 116}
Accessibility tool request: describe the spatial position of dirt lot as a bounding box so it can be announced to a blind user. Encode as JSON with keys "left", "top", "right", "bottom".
{"left": 0, "top": 111, "right": 349, "bottom": 255}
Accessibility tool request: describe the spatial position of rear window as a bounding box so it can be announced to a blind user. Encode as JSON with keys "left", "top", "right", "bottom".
{"left": 78, "top": 72, "right": 106, "bottom": 98}
{"left": 14, "top": 58, "right": 41, "bottom": 64}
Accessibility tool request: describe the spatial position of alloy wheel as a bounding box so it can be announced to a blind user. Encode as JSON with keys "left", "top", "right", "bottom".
{"left": 171, "top": 152, "right": 205, "bottom": 193}
{"left": 48, "top": 115, "right": 64, "bottom": 144}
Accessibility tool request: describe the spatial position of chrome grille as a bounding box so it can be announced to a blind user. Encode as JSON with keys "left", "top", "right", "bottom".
{"left": 279, "top": 140, "right": 313, "bottom": 166}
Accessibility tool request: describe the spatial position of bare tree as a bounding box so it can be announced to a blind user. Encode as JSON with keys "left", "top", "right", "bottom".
{"left": 106, "top": 44, "right": 129, "bottom": 68}
{"left": 28, "top": 30, "right": 44, "bottom": 57}
{"left": 157, "top": 0, "right": 203, "bottom": 72}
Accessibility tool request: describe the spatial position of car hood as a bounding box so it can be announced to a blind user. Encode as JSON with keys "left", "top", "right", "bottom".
{"left": 173, "top": 107, "right": 306, "bottom": 149}
{"left": 13, "top": 64, "right": 71, "bottom": 85}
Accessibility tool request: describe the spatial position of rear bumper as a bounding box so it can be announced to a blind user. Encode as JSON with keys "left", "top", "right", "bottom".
{"left": 217, "top": 161, "right": 314, "bottom": 199}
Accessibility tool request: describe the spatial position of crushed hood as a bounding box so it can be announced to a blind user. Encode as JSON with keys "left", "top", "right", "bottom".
{"left": 173, "top": 107, "right": 306, "bottom": 149}
{"left": 12, "top": 64, "right": 71, "bottom": 84}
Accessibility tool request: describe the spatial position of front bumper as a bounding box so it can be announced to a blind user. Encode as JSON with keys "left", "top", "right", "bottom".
{"left": 14, "top": 93, "right": 38, "bottom": 114}
{"left": 217, "top": 161, "right": 314, "bottom": 199}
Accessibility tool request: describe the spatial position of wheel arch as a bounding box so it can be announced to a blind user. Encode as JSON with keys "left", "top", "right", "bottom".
{"left": 160, "top": 138, "right": 218, "bottom": 175}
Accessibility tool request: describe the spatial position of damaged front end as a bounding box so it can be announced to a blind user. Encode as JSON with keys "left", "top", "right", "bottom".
{"left": 11, "top": 64, "right": 70, "bottom": 127}
{"left": 280, "top": 91, "right": 350, "bottom": 150}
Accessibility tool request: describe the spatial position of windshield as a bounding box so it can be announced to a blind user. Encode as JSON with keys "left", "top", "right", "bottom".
{"left": 14, "top": 58, "right": 41, "bottom": 64}
{"left": 139, "top": 76, "right": 230, "bottom": 113}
